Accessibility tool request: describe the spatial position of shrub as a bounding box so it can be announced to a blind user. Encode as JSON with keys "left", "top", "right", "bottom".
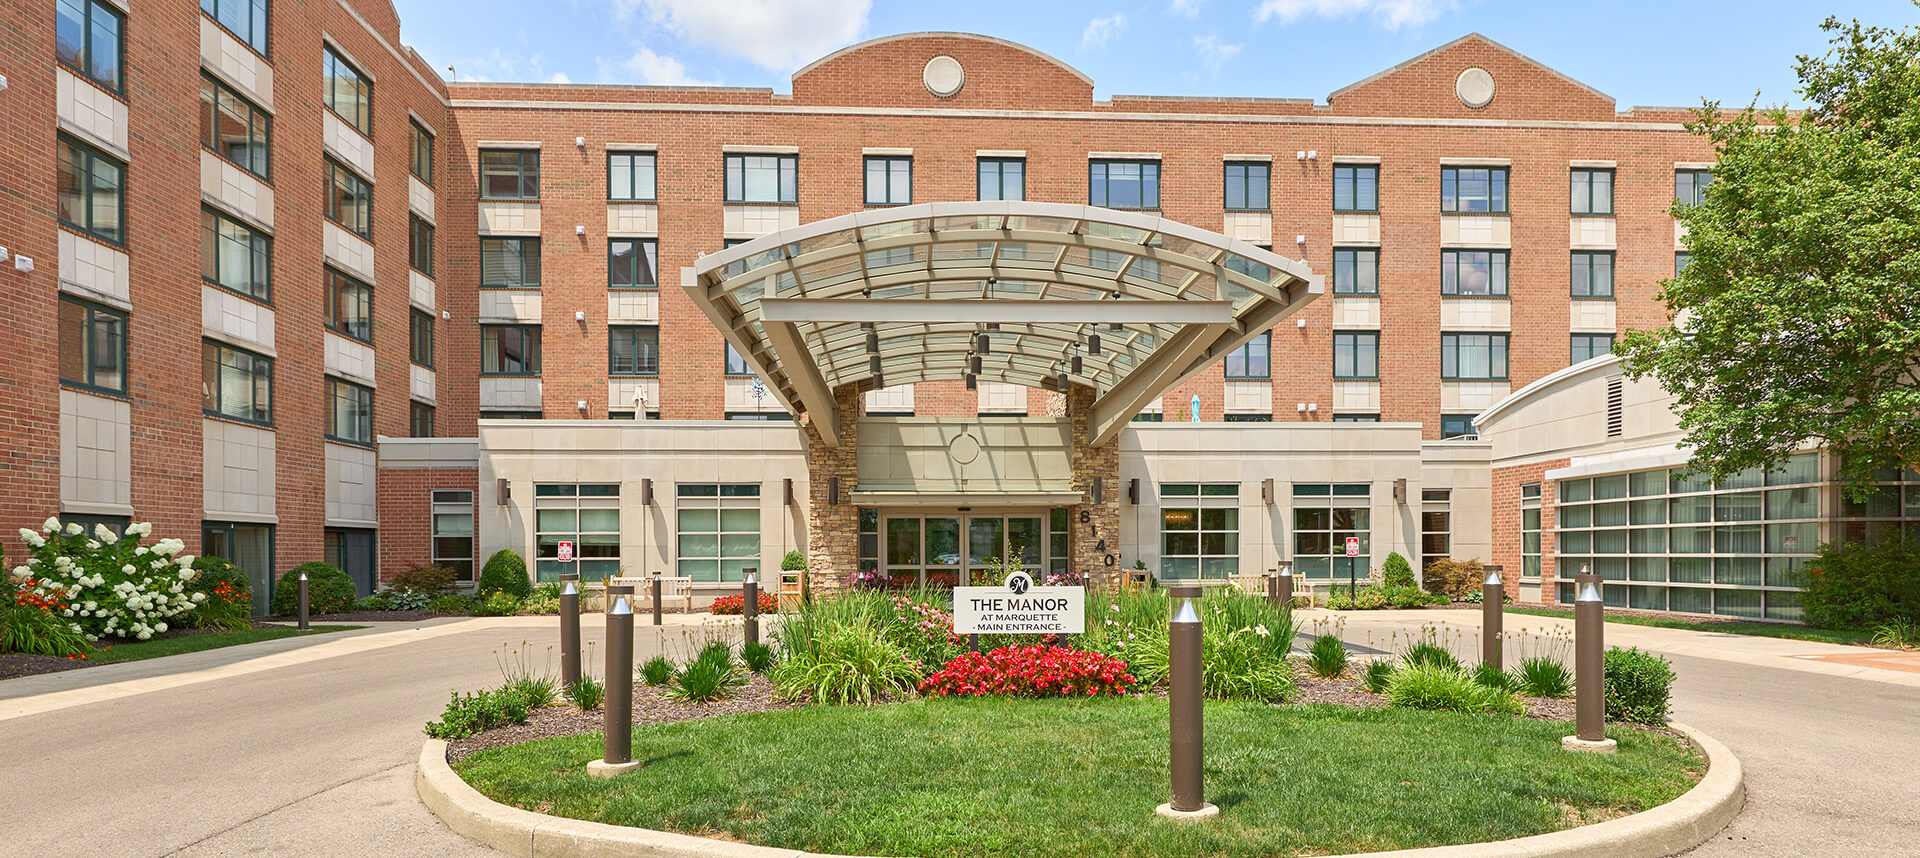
{"left": 1361, "top": 659, "right": 1395, "bottom": 693}
{"left": 709, "top": 592, "right": 778, "bottom": 615}
{"left": 566, "top": 676, "right": 605, "bottom": 710}
{"left": 187, "top": 556, "right": 254, "bottom": 632}
{"left": 640, "top": 655, "right": 676, "bottom": 686}
{"left": 1872, "top": 618, "right": 1920, "bottom": 649}
{"left": 1512, "top": 656, "right": 1573, "bottom": 698}
{"left": 2, "top": 585, "right": 92, "bottom": 657}
{"left": 666, "top": 657, "right": 745, "bottom": 703}
{"left": 12, "top": 518, "right": 204, "bottom": 641}
{"left": 1603, "top": 646, "right": 1675, "bottom": 725}
{"left": 431, "top": 594, "right": 474, "bottom": 615}
{"left": 1307, "top": 634, "right": 1349, "bottom": 678}
{"left": 472, "top": 591, "right": 522, "bottom": 617}
{"left": 1400, "top": 641, "right": 1461, "bottom": 672}
{"left": 272, "top": 563, "right": 355, "bottom": 616}
{"left": 386, "top": 590, "right": 432, "bottom": 612}
{"left": 741, "top": 640, "right": 776, "bottom": 673}
{"left": 1381, "top": 552, "right": 1416, "bottom": 589}
{"left": 1799, "top": 540, "right": 1920, "bottom": 629}
{"left": 520, "top": 594, "right": 561, "bottom": 614}
{"left": 1472, "top": 662, "right": 1518, "bottom": 693}
{"left": 1385, "top": 663, "right": 1523, "bottom": 715}
{"left": 696, "top": 640, "right": 734, "bottom": 670}
{"left": 352, "top": 595, "right": 391, "bottom": 612}
{"left": 781, "top": 550, "right": 806, "bottom": 571}
{"left": 1422, "top": 557, "right": 1487, "bottom": 600}
{"left": 423, "top": 687, "right": 533, "bottom": 740}
{"left": 477, "top": 549, "right": 531, "bottom": 600}
{"left": 390, "top": 564, "right": 458, "bottom": 596}
{"left": 532, "top": 582, "right": 562, "bottom": 600}
{"left": 771, "top": 615, "right": 921, "bottom": 704}
{"left": 504, "top": 675, "right": 558, "bottom": 708}
{"left": 920, "top": 645, "right": 1134, "bottom": 698}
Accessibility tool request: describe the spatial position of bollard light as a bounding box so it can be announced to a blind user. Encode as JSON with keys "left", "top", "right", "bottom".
{"left": 650, "top": 575, "right": 663, "bottom": 626}
{"left": 1277, "top": 564, "right": 1294, "bottom": 606}
{"left": 743, "top": 571, "right": 760, "bottom": 646}
{"left": 1157, "top": 586, "right": 1218, "bottom": 820}
{"left": 588, "top": 595, "right": 642, "bottom": 777}
{"left": 1563, "top": 573, "right": 1617, "bottom": 753}
{"left": 560, "top": 575, "right": 581, "bottom": 690}
{"left": 297, "top": 570, "right": 310, "bottom": 631}
{"left": 1482, "top": 570, "right": 1503, "bottom": 669}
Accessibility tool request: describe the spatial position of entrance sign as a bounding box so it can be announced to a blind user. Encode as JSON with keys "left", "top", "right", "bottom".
{"left": 557, "top": 541, "right": 575, "bottom": 562}
{"left": 1344, "top": 537, "right": 1360, "bottom": 557}
{"left": 954, "top": 570, "right": 1085, "bottom": 634}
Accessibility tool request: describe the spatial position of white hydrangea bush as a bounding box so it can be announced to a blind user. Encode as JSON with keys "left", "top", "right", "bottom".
{"left": 10, "top": 517, "right": 205, "bottom": 641}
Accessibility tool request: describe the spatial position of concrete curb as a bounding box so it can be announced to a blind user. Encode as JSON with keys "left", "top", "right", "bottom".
{"left": 416, "top": 721, "right": 1742, "bottom": 858}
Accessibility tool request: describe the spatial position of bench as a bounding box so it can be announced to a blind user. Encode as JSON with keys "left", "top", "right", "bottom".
{"left": 609, "top": 575, "right": 694, "bottom": 613}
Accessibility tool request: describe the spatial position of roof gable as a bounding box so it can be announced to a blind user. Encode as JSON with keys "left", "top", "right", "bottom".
{"left": 1327, "top": 33, "right": 1616, "bottom": 121}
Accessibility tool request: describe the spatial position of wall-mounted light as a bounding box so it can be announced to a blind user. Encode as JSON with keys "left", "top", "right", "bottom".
{"left": 576, "top": 400, "right": 588, "bottom": 411}
{"left": 1307, "top": 403, "right": 1318, "bottom": 413}
{"left": 0, "top": 74, "right": 9, "bottom": 92}
{"left": 1296, "top": 402, "right": 1307, "bottom": 412}
{"left": 496, "top": 478, "right": 511, "bottom": 505}
{"left": 13, "top": 255, "right": 33, "bottom": 273}
{"left": 784, "top": 477, "right": 794, "bottom": 507}
{"left": 442, "top": 310, "right": 452, "bottom": 320}
{"left": 1295, "top": 151, "right": 1306, "bottom": 160}
{"left": 641, "top": 478, "right": 654, "bottom": 506}
{"left": 1091, "top": 477, "right": 1104, "bottom": 505}
{"left": 828, "top": 476, "right": 839, "bottom": 505}
{"left": 1295, "top": 234, "right": 1307, "bottom": 244}
{"left": 575, "top": 136, "right": 586, "bottom": 147}
{"left": 1307, "top": 150, "right": 1318, "bottom": 160}
{"left": 1128, "top": 478, "right": 1139, "bottom": 505}
{"left": 575, "top": 225, "right": 586, "bottom": 235}
{"left": 1296, "top": 318, "right": 1307, "bottom": 328}
{"left": 575, "top": 310, "right": 586, "bottom": 322}
{"left": 1261, "top": 478, "right": 1274, "bottom": 504}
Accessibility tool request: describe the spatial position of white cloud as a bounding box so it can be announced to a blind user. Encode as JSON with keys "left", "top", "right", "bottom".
{"left": 1081, "top": 13, "right": 1128, "bottom": 52}
{"left": 453, "top": 49, "right": 564, "bottom": 83}
{"left": 1254, "top": 0, "right": 1457, "bottom": 31}
{"left": 1168, "top": 0, "right": 1204, "bottom": 17}
{"left": 621, "top": 0, "right": 870, "bottom": 72}
{"left": 1192, "top": 33, "right": 1243, "bottom": 76}
{"left": 547, "top": 72, "right": 572, "bottom": 84}
{"left": 603, "top": 47, "right": 716, "bottom": 86}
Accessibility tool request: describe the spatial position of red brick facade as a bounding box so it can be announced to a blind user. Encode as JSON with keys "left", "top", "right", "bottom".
{"left": 1490, "top": 458, "right": 1569, "bottom": 604}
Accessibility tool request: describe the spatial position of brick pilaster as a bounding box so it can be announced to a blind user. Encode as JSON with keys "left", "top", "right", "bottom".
{"left": 1067, "top": 385, "right": 1122, "bottom": 592}
{"left": 805, "top": 384, "right": 862, "bottom": 597}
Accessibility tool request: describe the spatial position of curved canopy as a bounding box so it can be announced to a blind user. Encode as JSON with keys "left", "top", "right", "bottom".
{"left": 684, "top": 201, "right": 1322, "bottom": 445}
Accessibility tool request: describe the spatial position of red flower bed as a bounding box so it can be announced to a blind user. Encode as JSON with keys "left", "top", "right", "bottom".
{"left": 708, "top": 592, "right": 778, "bottom": 615}
{"left": 920, "top": 645, "right": 1135, "bottom": 698}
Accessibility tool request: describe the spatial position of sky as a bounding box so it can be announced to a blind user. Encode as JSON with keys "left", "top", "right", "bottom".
{"left": 388, "top": 0, "right": 1916, "bottom": 108}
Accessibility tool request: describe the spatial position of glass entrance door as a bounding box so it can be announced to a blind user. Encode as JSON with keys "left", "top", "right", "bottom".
{"left": 883, "top": 512, "right": 1056, "bottom": 589}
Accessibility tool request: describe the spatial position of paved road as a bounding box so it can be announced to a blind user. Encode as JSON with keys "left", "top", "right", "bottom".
{"left": 0, "top": 610, "right": 1914, "bottom": 856}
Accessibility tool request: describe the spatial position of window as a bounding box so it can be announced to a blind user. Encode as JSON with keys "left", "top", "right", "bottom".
{"left": 608, "top": 239, "right": 657, "bottom": 289}
{"left": 409, "top": 121, "right": 433, "bottom": 184}
{"left": 1160, "top": 483, "right": 1240, "bottom": 579}
{"left": 325, "top": 377, "right": 372, "bottom": 444}
{"left": 724, "top": 154, "right": 797, "bottom": 204}
{"left": 324, "top": 158, "right": 371, "bottom": 239}
{"left": 1570, "top": 250, "right": 1614, "bottom": 298}
{"left": 1571, "top": 168, "right": 1613, "bottom": 215}
{"left": 325, "top": 529, "right": 372, "bottom": 599}
{"left": 324, "top": 268, "right": 372, "bottom": 342}
{"left": 481, "top": 325, "right": 541, "bottom": 375}
{"left": 1675, "top": 251, "right": 1694, "bottom": 275}
{"left": 1675, "top": 169, "right": 1713, "bottom": 206}
{"left": 59, "top": 296, "right": 125, "bottom": 395}
{"left": 1332, "top": 248, "right": 1379, "bottom": 295}
{"left": 1223, "top": 413, "right": 1272, "bottom": 422}
{"left": 202, "top": 0, "right": 268, "bottom": 57}
{"left": 537, "top": 484, "right": 620, "bottom": 582}
{"left": 864, "top": 156, "right": 912, "bottom": 206}
{"left": 202, "top": 340, "right": 272, "bottom": 424}
{"left": 480, "top": 238, "right": 541, "bottom": 288}
{"left": 201, "top": 207, "right": 271, "bottom": 302}
{"left": 406, "top": 215, "right": 434, "bottom": 275}
{"left": 203, "top": 521, "right": 274, "bottom": 614}
{"left": 1441, "top": 250, "right": 1508, "bottom": 296}
{"left": 479, "top": 149, "right": 540, "bottom": 200}
{"left": 200, "top": 73, "right": 271, "bottom": 180}
{"left": 1089, "top": 160, "right": 1159, "bottom": 209}
{"left": 1292, "top": 483, "right": 1370, "bottom": 579}
{"left": 430, "top": 490, "right": 472, "bottom": 580}
{"left": 322, "top": 47, "right": 371, "bottom": 136}
{"left": 727, "top": 412, "right": 794, "bottom": 421}
{"left": 1224, "top": 162, "right": 1269, "bottom": 211}
{"left": 608, "top": 151, "right": 656, "bottom": 201}
{"left": 609, "top": 326, "right": 659, "bottom": 376}
{"left": 1331, "top": 164, "right": 1379, "bottom": 212}
{"left": 1441, "top": 332, "right": 1508, "bottom": 380}
{"left": 1333, "top": 331, "right": 1379, "bottom": 380}
{"left": 1422, "top": 502, "right": 1451, "bottom": 559}
{"left": 410, "top": 309, "right": 434, "bottom": 367}
{"left": 1332, "top": 414, "right": 1379, "bottom": 423}
{"left": 57, "top": 135, "right": 124, "bottom": 244}
{"left": 1131, "top": 412, "right": 1164, "bottom": 423}
{"left": 1522, "top": 483, "right": 1542, "bottom": 577}
{"left": 410, "top": 400, "right": 434, "bottom": 437}
{"left": 1224, "top": 332, "right": 1270, "bottom": 380}
{"left": 57, "top": 0, "right": 123, "bottom": 92}
{"left": 1440, "top": 414, "right": 1477, "bottom": 438}
{"left": 676, "top": 483, "right": 761, "bottom": 582}
{"left": 978, "top": 158, "right": 1025, "bottom": 201}
{"left": 724, "top": 342, "right": 753, "bottom": 377}
{"left": 479, "top": 410, "right": 542, "bottom": 420}
{"left": 1571, "top": 333, "right": 1615, "bottom": 364}
{"left": 1441, "top": 166, "right": 1508, "bottom": 213}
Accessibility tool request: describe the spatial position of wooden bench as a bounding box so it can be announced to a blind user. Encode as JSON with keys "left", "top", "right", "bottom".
{"left": 609, "top": 575, "right": 695, "bottom": 613}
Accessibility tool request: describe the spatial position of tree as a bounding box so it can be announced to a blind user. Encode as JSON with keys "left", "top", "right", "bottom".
{"left": 1618, "top": 12, "right": 1920, "bottom": 492}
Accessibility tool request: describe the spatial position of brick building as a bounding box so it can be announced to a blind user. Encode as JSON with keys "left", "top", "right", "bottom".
{"left": 13, "top": 5, "right": 1910, "bottom": 618}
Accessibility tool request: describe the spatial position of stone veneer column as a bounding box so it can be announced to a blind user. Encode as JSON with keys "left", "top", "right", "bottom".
{"left": 805, "top": 384, "right": 863, "bottom": 598}
{"left": 1067, "top": 385, "right": 1122, "bottom": 593}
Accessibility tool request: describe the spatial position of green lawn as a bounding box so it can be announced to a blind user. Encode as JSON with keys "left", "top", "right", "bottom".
{"left": 456, "top": 698, "right": 1701, "bottom": 858}
{"left": 87, "top": 625, "right": 361, "bottom": 664}
{"left": 1504, "top": 608, "right": 1877, "bottom": 646}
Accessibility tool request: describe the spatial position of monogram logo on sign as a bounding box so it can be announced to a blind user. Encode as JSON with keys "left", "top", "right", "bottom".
{"left": 1004, "top": 571, "right": 1032, "bottom": 595}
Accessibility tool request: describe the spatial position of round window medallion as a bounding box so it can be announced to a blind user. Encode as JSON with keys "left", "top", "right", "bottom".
{"left": 923, "top": 55, "right": 964, "bottom": 98}
{"left": 1456, "top": 67, "right": 1495, "bottom": 109}
{"left": 947, "top": 432, "right": 982, "bottom": 466}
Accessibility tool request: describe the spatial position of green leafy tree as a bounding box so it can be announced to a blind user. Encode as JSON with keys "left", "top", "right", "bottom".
{"left": 1618, "top": 13, "right": 1920, "bottom": 491}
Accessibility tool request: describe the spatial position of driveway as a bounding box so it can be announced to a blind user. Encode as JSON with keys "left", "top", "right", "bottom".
{"left": 0, "top": 609, "right": 1914, "bottom": 856}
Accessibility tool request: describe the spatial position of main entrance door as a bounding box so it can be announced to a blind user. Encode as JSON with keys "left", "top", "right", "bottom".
{"left": 882, "top": 512, "right": 1052, "bottom": 589}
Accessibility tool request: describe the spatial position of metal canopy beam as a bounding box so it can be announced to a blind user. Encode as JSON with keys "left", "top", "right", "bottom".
{"left": 761, "top": 298, "right": 1233, "bottom": 325}
{"left": 1087, "top": 322, "right": 1229, "bottom": 445}
{"left": 762, "top": 320, "right": 841, "bottom": 447}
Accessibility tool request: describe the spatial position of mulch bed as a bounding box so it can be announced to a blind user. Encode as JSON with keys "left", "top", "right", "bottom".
{"left": 0, "top": 653, "right": 96, "bottom": 680}
{"left": 264, "top": 610, "right": 433, "bottom": 623}
{"left": 446, "top": 673, "right": 789, "bottom": 763}
{"left": 1289, "top": 660, "right": 1577, "bottom": 721}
